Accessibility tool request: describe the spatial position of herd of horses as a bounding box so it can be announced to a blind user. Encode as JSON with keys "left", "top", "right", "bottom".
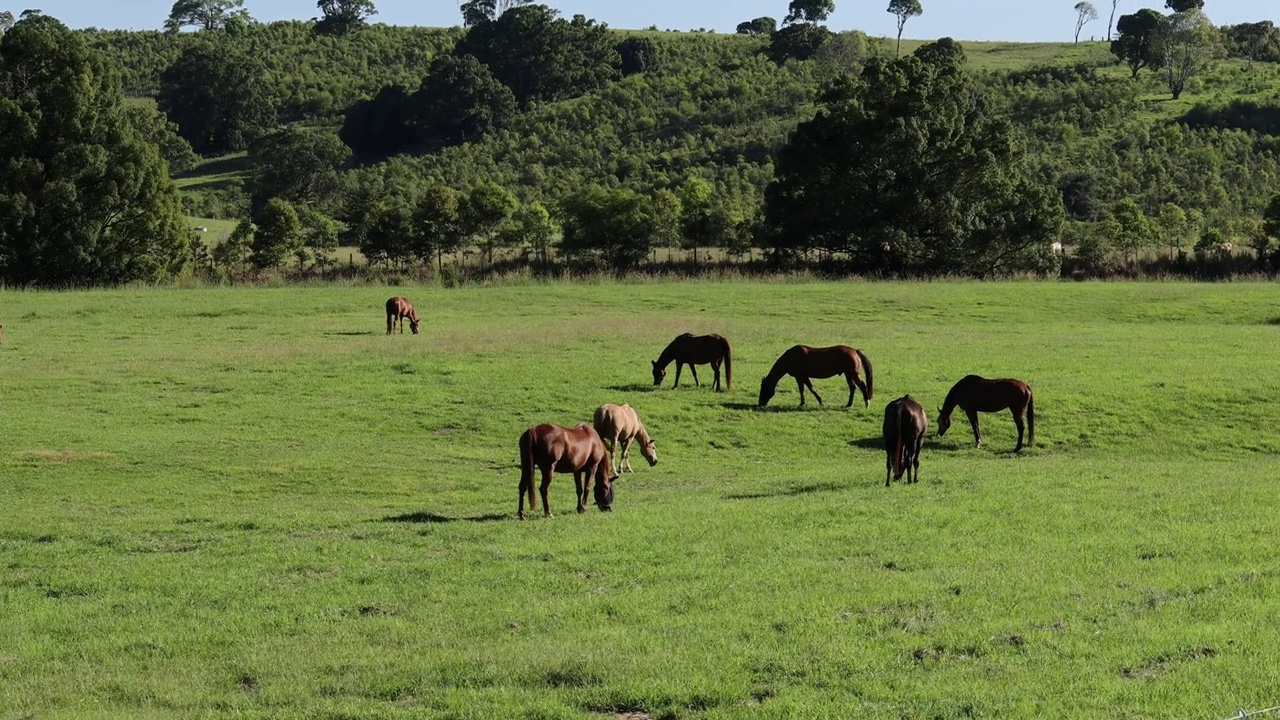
{"left": 385, "top": 298, "right": 1036, "bottom": 518}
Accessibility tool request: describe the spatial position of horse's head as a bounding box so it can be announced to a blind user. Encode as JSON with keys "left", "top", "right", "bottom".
{"left": 640, "top": 439, "right": 658, "bottom": 467}
{"left": 758, "top": 377, "right": 777, "bottom": 407}
{"left": 594, "top": 475, "right": 616, "bottom": 511}
{"left": 409, "top": 318, "right": 420, "bottom": 335}
{"left": 936, "top": 406, "right": 950, "bottom": 436}
{"left": 651, "top": 360, "right": 665, "bottom": 386}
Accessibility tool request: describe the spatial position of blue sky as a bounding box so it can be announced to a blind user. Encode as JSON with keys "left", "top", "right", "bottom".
{"left": 16, "top": 0, "right": 1277, "bottom": 42}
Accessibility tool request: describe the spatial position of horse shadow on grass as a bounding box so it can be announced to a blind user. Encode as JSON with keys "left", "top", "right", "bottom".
{"left": 724, "top": 401, "right": 829, "bottom": 413}
{"left": 382, "top": 511, "right": 508, "bottom": 524}
{"left": 725, "top": 480, "right": 845, "bottom": 501}
{"left": 327, "top": 331, "right": 377, "bottom": 336}
{"left": 605, "top": 384, "right": 660, "bottom": 393}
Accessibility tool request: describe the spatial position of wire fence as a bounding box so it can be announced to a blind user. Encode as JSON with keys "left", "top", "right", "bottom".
{"left": 1222, "top": 706, "right": 1280, "bottom": 720}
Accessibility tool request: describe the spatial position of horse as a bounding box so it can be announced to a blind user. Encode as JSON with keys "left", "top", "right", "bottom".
{"left": 758, "top": 345, "right": 873, "bottom": 408}
{"left": 517, "top": 423, "right": 616, "bottom": 520}
{"left": 651, "top": 333, "right": 732, "bottom": 391}
{"left": 937, "top": 375, "right": 1035, "bottom": 452}
{"left": 593, "top": 403, "right": 658, "bottom": 475}
{"left": 883, "top": 395, "right": 927, "bottom": 486}
{"left": 385, "top": 296, "right": 420, "bottom": 335}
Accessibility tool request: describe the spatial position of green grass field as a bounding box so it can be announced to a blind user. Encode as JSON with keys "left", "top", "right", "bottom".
{"left": 3, "top": 281, "right": 1280, "bottom": 719}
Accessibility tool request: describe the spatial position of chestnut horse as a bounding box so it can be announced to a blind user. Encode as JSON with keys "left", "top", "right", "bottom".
{"left": 593, "top": 403, "right": 658, "bottom": 474}
{"left": 385, "top": 296, "right": 420, "bottom": 335}
{"left": 758, "top": 345, "right": 874, "bottom": 408}
{"left": 517, "top": 423, "right": 616, "bottom": 520}
{"left": 651, "top": 333, "right": 732, "bottom": 391}
{"left": 883, "top": 395, "right": 927, "bottom": 486}
{"left": 937, "top": 375, "right": 1035, "bottom": 452}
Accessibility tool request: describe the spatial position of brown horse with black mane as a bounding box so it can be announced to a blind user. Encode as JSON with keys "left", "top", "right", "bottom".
{"left": 937, "top": 375, "right": 1035, "bottom": 452}
{"left": 517, "top": 423, "right": 616, "bottom": 520}
{"left": 385, "top": 296, "right": 420, "bottom": 335}
{"left": 651, "top": 333, "right": 732, "bottom": 391}
{"left": 758, "top": 345, "right": 873, "bottom": 408}
{"left": 883, "top": 395, "right": 927, "bottom": 486}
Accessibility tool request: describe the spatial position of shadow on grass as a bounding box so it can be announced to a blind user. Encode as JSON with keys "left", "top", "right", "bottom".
{"left": 726, "top": 480, "right": 844, "bottom": 501}
{"left": 726, "top": 401, "right": 839, "bottom": 412}
{"left": 327, "top": 331, "right": 376, "bottom": 336}
{"left": 382, "top": 512, "right": 508, "bottom": 523}
{"left": 850, "top": 435, "right": 986, "bottom": 454}
{"left": 605, "top": 384, "right": 659, "bottom": 393}
{"left": 848, "top": 436, "right": 885, "bottom": 450}
{"left": 1266, "top": 316, "right": 1280, "bottom": 326}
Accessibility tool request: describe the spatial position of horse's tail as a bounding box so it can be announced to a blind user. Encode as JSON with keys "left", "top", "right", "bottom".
{"left": 890, "top": 403, "right": 906, "bottom": 480}
{"left": 721, "top": 336, "right": 732, "bottom": 390}
{"left": 855, "top": 348, "right": 874, "bottom": 402}
{"left": 1027, "top": 392, "right": 1035, "bottom": 447}
{"left": 519, "top": 428, "right": 537, "bottom": 510}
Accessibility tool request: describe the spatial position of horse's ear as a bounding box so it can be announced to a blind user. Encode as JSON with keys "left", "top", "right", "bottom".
{"left": 651, "top": 360, "right": 658, "bottom": 368}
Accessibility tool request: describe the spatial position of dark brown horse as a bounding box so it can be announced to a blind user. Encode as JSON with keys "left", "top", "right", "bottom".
{"left": 517, "top": 423, "right": 616, "bottom": 520}
{"left": 651, "top": 333, "right": 732, "bottom": 391}
{"left": 385, "top": 296, "right": 420, "bottom": 335}
{"left": 937, "top": 375, "right": 1035, "bottom": 452}
{"left": 758, "top": 345, "right": 874, "bottom": 408}
{"left": 883, "top": 395, "right": 927, "bottom": 486}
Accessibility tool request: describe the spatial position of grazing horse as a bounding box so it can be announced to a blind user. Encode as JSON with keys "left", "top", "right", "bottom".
{"left": 758, "top": 345, "right": 874, "bottom": 408}
{"left": 937, "top": 375, "right": 1035, "bottom": 452}
{"left": 593, "top": 403, "right": 658, "bottom": 475}
{"left": 883, "top": 395, "right": 928, "bottom": 486}
{"left": 651, "top": 333, "right": 732, "bottom": 391}
{"left": 385, "top": 296, "right": 420, "bottom": 335}
{"left": 517, "top": 423, "right": 616, "bottom": 520}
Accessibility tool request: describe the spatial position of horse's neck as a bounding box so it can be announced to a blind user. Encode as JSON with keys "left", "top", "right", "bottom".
{"left": 765, "top": 357, "right": 788, "bottom": 382}
{"left": 633, "top": 422, "right": 650, "bottom": 444}
{"left": 939, "top": 392, "right": 958, "bottom": 419}
{"left": 656, "top": 343, "right": 678, "bottom": 367}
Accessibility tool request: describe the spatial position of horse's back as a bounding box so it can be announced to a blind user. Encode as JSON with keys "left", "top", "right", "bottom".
{"left": 952, "top": 375, "right": 1032, "bottom": 409}
{"left": 593, "top": 403, "right": 638, "bottom": 437}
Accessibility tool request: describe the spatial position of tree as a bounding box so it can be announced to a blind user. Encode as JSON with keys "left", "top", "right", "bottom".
{"left": 164, "top": 0, "right": 250, "bottom": 33}
{"left": 762, "top": 38, "right": 1062, "bottom": 277}
{"left": 497, "top": 201, "right": 558, "bottom": 266}
{"left": 1157, "top": 202, "right": 1189, "bottom": 256}
{"left": 157, "top": 41, "right": 278, "bottom": 154}
{"left": 768, "top": 22, "right": 831, "bottom": 63}
{"left": 247, "top": 125, "right": 350, "bottom": 212}
{"left": 1264, "top": 195, "right": 1280, "bottom": 242}
{"left": 1224, "top": 21, "right": 1280, "bottom": 69}
{"left": 559, "top": 186, "right": 662, "bottom": 271}
{"left": 413, "top": 186, "right": 467, "bottom": 272}
{"left": 412, "top": 54, "right": 516, "bottom": 147}
{"left": 454, "top": 5, "right": 620, "bottom": 105}
{"left": 1154, "top": 9, "right": 1223, "bottom": 99}
{"left": 1073, "top": 2, "right": 1098, "bottom": 43}
{"left": 123, "top": 105, "right": 199, "bottom": 174}
{"left": 314, "top": 0, "right": 377, "bottom": 36}
{"left": 1107, "top": 0, "right": 1118, "bottom": 41}
{"left": 1111, "top": 9, "right": 1165, "bottom": 78}
{"left": 0, "top": 14, "right": 189, "bottom": 286}
{"left": 250, "top": 198, "right": 303, "bottom": 270}
{"left": 736, "top": 17, "right": 777, "bottom": 36}
{"left": 887, "top": 0, "right": 922, "bottom": 57}
{"left": 461, "top": 182, "right": 517, "bottom": 266}
{"left": 460, "top": 0, "right": 533, "bottom": 27}
{"left": 617, "top": 37, "right": 660, "bottom": 76}
{"left": 213, "top": 218, "right": 253, "bottom": 274}
{"left": 785, "top": 0, "right": 836, "bottom": 25}
{"left": 1165, "top": 0, "right": 1204, "bottom": 11}
{"left": 1106, "top": 198, "right": 1157, "bottom": 264}
{"left": 296, "top": 205, "right": 340, "bottom": 268}
{"left": 340, "top": 86, "right": 413, "bottom": 157}
{"left": 0, "top": 11, "right": 13, "bottom": 35}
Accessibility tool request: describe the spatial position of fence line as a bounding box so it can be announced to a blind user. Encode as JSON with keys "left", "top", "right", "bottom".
{"left": 1222, "top": 705, "right": 1280, "bottom": 720}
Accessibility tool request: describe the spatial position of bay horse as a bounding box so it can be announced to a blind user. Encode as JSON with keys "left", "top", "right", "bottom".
{"left": 651, "top": 333, "right": 732, "bottom": 391}
{"left": 758, "top": 345, "right": 873, "bottom": 408}
{"left": 883, "top": 395, "right": 927, "bottom": 486}
{"left": 593, "top": 403, "right": 658, "bottom": 475}
{"left": 385, "top": 296, "right": 420, "bottom": 335}
{"left": 517, "top": 423, "right": 616, "bottom": 520}
{"left": 937, "top": 375, "right": 1035, "bottom": 452}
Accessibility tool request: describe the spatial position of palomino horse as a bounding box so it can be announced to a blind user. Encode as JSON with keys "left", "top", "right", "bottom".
{"left": 651, "top": 333, "right": 732, "bottom": 391}
{"left": 937, "top": 375, "right": 1035, "bottom": 452}
{"left": 883, "top": 395, "right": 927, "bottom": 486}
{"left": 517, "top": 423, "right": 616, "bottom": 519}
{"left": 758, "top": 345, "right": 874, "bottom": 408}
{"left": 385, "top": 296, "right": 420, "bottom": 335}
{"left": 593, "top": 403, "right": 658, "bottom": 475}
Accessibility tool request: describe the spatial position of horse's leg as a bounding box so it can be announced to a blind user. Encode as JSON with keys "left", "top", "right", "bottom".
{"left": 849, "top": 373, "right": 868, "bottom": 408}
{"left": 711, "top": 360, "right": 721, "bottom": 392}
{"left": 689, "top": 364, "right": 701, "bottom": 387}
{"left": 673, "top": 362, "right": 683, "bottom": 389}
{"left": 844, "top": 373, "right": 856, "bottom": 408}
{"left": 575, "top": 471, "right": 587, "bottom": 513}
{"left": 913, "top": 436, "right": 924, "bottom": 483}
{"left": 805, "top": 378, "right": 824, "bottom": 406}
{"left": 965, "top": 408, "right": 981, "bottom": 447}
{"left": 795, "top": 376, "right": 807, "bottom": 406}
{"left": 540, "top": 468, "right": 554, "bottom": 517}
{"left": 620, "top": 436, "right": 633, "bottom": 473}
{"left": 1013, "top": 410, "right": 1026, "bottom": 453}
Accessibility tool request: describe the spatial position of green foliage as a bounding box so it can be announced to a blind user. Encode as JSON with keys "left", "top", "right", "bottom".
{"left": 413, "top": 53, "right": 516, "bottom": 149}
{"left": 1221, "top": 21, "right": 1280, "bottom": 66}
{"left": 1111, "top": 9, "right": 1165, "bottom": 78}
{"left": 124, "top": 104, "right": 200, "bottom": 173}
{"left": 460, "top": 0, "right": 534, "bottom": 27}
{"left": 314, "top": 0, "right": 377, "bottom": 37}
{"left": 157, "top": 40, "right": 279, "bottom": 154}
{"left": 559, "top": 185, "right": 663, "bottom": 269}
{"left": 412, "top": 185, "right": 468, "bottom": 269}
{"left": 250, "top": 197, "right": 302, "bottom": 269}
{"left": 785, "top": 0, "right": 836, "bottom": 25}
{"left": 1164, "top": 0, "right": 1203, "bottom": 11}
{"left": 768, "top": 22, "right": 831, "bottom": 63}
{"left": 617, "top": 36, "right": 660, "bottom": 76}
{"left": 1153, "top": 9, "right": 1224, "bottom": 99}
{"left": 764, "top": 39, "right": 1063, "bottom": 276}
{"left": 0, "top": 14, "right": 188, "bottom": 286}
{"left": 247, "top": 125, "right": 350, "bottom": 211}
{"left": 461, "top": 181, "right": 517, "bottom": 265}
{"left": 0, "top": 10, "right": 13, "bottom": 35}
{"left": 886, "top": 0, "right": 923, "bottom": 57}
{"left": 1106, "top": 198, "right": 1157, "bottom": 262}
{"left": 496, "top": 200, "right": 558, "bottom": 263}
{"left": 164, "top": 0, "right": 250, "bottom": 33}
{"left": 340, "top": 85, "right": 414, "bottom": 157}
{"left": 454, "top": 5, "right": 621, "bottom": 105}
{"left": 736, "top": 17, "right": 776, "bottom": 36}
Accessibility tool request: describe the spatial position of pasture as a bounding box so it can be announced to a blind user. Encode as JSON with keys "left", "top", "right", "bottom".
{"left": 2, "top": 280, "right": 1280, "bottom": 719}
